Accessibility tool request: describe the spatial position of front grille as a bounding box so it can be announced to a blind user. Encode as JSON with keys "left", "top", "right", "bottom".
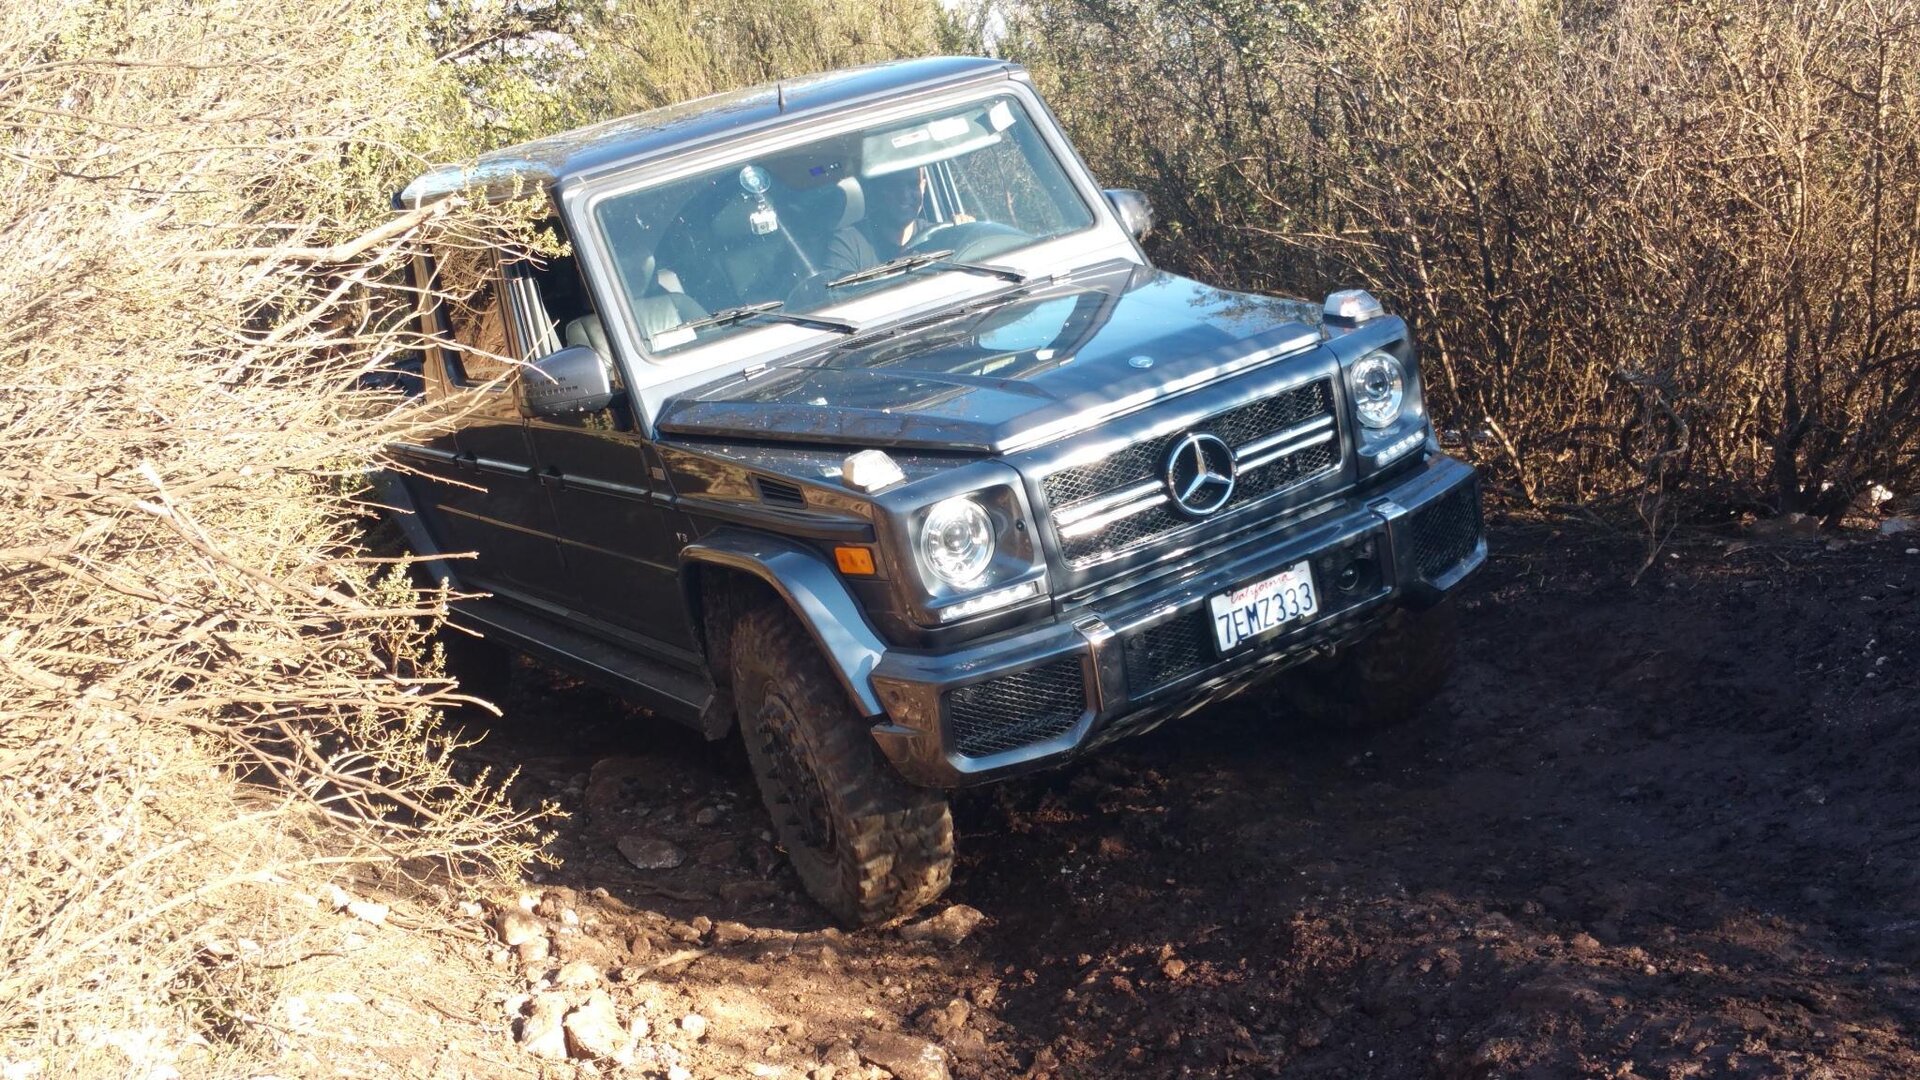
{"left": 1410, "top": 483, "right": 1482, "bottom": 580}
{"left": 945, "top": 657, "right": 1087, "bottom": 757}
{"left": 1041, "top": 440, "right": 1163, "bottom": 508}
{"left": 1209, "top": 381, "right": 1339, "bottom": 445}
{"left": 1124, "top": 613, "right": 1213, "bottom": 696}
{"left": 1230, "top": 439, "right": 1337, "bottom": 501}
{"left": 1042, "top": 379, "right": 1340, "bottom": 566}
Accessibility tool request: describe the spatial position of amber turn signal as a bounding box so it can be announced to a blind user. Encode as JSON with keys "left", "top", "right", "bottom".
{"left": 833, "top": 546, "right": 877, "bottom": 576}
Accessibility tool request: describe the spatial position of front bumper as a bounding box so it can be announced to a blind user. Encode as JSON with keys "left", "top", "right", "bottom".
{"left": 868, "top": 453, "right": 1484, "bottom": 787}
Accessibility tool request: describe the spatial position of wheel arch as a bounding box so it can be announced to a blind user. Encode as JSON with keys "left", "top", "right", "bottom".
{"left": 681, "top": 529, "right": 890, "bottom": 736}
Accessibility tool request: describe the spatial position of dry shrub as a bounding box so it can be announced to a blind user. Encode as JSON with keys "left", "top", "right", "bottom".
{"left": 455, "top": 0, "right": 955, "bottom": 140}
{"left": 1009, "top": 0, "right": 1920, "bottom": 526}
{"left": 0, "top": 0, "right": 548, "bottom": 1071}
{"left": 1, "top": 0, "right": 958, "bottom": 1066}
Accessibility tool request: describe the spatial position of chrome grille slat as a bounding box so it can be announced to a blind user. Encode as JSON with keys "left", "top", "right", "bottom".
{"left": 1236, "top": 413, "right": 1334, "bottom": 460}
{"left": 1041, "top": 379, "right": 1341, "bottom": 566}
{"left": 1237, "top": 427, "right": 1336, "bottom": 472}
{"left": 1057, "top": 491, "right": 1170, "bottom": 540}
{"left": 1052, "top": 478, "right": 1163, "bottom": 528}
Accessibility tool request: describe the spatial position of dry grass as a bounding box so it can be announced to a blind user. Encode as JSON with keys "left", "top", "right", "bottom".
{"left": 0, "top": 1, "right": 548, "bottom": 1072}
{"left": 0, "top": 0, "right": 956, "bottom": 1069}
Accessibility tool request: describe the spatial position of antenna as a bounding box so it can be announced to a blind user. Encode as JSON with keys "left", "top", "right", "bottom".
{"left": 777, "top": 80, "right": 787, "bottom": 113}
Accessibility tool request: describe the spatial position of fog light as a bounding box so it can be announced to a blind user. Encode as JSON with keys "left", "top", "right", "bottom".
{"left": 1373, "top": 427, "right": 1427, "bottom": 465}
{"left": 937, "top": 578, "right": 1045, "bottom": 622}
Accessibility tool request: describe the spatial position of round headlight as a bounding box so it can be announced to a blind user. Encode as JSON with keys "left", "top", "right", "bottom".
{"left": 921, "top": 497, "right": 995, "bottom": 588}
{"left": 1348, "top": 351, "right": 1406, "bottom": 429}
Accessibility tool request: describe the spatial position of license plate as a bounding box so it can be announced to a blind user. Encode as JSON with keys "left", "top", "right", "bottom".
{"left": 1207, "top": 560, "right": 1319, "bottom": 653}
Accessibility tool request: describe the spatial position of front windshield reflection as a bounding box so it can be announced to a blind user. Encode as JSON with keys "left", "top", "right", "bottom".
{"left": 590, "top": 94, "right": 1095, "bottom": 358}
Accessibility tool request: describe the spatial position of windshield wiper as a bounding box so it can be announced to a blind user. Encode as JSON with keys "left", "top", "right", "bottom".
{"left": 672, "top": 300, "right": 860, "bottom": 335}
{"left": 829, "top": 272, "right": 1068, "bottom": 353}
{"left": 826, "top": 249, "right": 1035, "bottom": 289}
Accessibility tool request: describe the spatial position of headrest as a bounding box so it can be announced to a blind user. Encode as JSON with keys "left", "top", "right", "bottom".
{"left": 833, "top": 177, "right": 865, "bottom": 230}
{"left": 600, "top": 210, "right": 659, "bottom": 299}
{"left": 564, "top": 315, "right": 609, "bottom": 357}
{"left": 618, "top": 253, "right": 656, "bottom": 299}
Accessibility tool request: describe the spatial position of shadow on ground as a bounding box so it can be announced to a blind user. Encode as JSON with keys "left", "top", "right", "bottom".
{"left": 455, "top": 522, "right": 1920, "bottom": 1078}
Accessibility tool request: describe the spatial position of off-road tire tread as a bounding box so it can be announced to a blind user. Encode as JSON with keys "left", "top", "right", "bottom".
{"left": 1282, "top": 601, "right": 1457, "bottom": 733}
{"left": 734, "top": 606, "right": 953, "bottom": 926}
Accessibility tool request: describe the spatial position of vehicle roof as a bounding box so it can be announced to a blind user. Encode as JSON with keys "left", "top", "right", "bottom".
{"left": 396, "top": 56, "right": 1023, "bottom": 209}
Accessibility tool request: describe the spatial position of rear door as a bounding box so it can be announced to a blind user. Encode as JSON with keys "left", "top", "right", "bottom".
{"left": 387, "top": 245, "right": 567, "bottom": 602}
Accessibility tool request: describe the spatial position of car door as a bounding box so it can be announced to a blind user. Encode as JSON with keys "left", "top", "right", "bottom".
{"left": 387, "top": 246, "right": 567, "bottom": 603}
{"left": 502, "top": 249, "right": 706, "bottom": 668}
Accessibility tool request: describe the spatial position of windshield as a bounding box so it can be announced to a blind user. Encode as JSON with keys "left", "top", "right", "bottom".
{"left": 590, "top": 93, "right": 1096, "bottom": 358}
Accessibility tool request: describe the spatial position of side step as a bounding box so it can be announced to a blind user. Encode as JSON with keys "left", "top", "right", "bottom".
{"left": 449, "top": 595, "right": 714, "bottom": 726}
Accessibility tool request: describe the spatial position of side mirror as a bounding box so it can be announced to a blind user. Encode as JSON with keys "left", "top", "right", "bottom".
{"left": 518, "top": 345, "right": 614, "bottom": 417}
{"left": 1103, "top": 188, "right": 1154, "bottom": 243}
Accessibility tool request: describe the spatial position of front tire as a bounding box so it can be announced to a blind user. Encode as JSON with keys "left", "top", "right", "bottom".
{"left": 732, "top": 606, "right": 953, "bottom": 926}
{"left": 1279, "top": 601, "right": 1457, "bottom": 733}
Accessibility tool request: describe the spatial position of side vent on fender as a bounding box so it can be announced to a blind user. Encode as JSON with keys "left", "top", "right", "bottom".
{"left": 753, "top": 476, "right": 807, "bottom": 508}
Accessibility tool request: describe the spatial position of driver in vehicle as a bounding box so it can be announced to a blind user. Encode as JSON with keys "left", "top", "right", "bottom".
{"left": 823, "top": 166, "right": 970, "bottom": 275}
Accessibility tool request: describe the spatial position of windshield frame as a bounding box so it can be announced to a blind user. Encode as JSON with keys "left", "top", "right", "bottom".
{"left": 557, "top": 76, "right": 1143, "bottom": 431}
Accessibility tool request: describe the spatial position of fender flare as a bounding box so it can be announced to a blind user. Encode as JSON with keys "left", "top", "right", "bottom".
{"left": 680, "top": 529, "right": 888, "bottom": 717}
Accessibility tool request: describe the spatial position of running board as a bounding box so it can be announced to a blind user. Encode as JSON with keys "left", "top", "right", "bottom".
{"left": 448, "top": 595, "right": 715, "bottom": 726}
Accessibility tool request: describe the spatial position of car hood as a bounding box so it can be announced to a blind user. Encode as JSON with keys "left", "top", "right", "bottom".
{"left": 655, "top": 265, "right": 1326, "bottom": 454}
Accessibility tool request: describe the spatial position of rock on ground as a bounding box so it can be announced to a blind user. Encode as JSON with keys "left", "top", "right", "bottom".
{"left": 555, "top": 960, "right": 600, "bottom": 988}
{"left": 563, "top": 990, "right": 630, "bottom": 1061}
{"left": 497, "top": 909, "right": 544, "bottom": 947}
{"left": 858, "top": 1031, "right": 949, "bottom": 1080}
{"left": 618, "top": 834, "right": 688, "bottom": 870}
{"left": 518, "top": 992, "right": 569, "bottom": 1060}
{"left": 898, "top": 905, "right": 985, "bottom": 947}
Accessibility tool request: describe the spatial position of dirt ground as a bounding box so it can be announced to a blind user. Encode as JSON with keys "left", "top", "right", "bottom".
{"left": 444, "top": 519, "right": 1920, "bottom": 1079}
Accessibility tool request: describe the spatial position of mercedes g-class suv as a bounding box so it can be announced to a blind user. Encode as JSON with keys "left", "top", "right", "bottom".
{"left": 378, "top": 57, "right": 1485, "bottom": 925}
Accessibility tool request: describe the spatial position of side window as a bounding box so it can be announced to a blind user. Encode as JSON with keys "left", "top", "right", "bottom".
{"left": 517, "top": 250, "right": 603, "bottom": 366}
{"left": 502, "top": 223, "right": 621, "bottom": 391}
{"left": 434, "top": 245, "right": 517, "bottom": 386}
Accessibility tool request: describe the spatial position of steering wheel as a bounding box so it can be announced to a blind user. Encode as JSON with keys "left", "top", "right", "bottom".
{"left": 906, "top": 220, "right": 1031, "bottom": 263}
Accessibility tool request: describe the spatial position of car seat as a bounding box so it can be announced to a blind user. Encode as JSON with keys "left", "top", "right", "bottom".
{"left": 563, "top": 252, "right": 705, "bottom": 357}
{"left": 786, "top": 177, "right": 872, "bottom": 308}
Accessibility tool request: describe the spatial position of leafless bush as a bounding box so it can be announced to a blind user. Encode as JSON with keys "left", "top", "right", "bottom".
{"left": 455, "top": 0, "right": 953, "bottom": 138}
{"left": 0, "top": 1, "right": 549, "bottom": 1070}
{"left": 1010, "top": 0, "right": 1920, "bottom": 524}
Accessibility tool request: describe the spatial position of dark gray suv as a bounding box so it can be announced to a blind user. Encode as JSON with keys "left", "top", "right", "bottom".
{"left": 379, "top": 56, "right": 1485, "bottom": 925}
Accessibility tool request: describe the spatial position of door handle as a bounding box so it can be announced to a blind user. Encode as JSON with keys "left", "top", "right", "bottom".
{"left": 537, "top": 468, "right": 565, "bottom": 490}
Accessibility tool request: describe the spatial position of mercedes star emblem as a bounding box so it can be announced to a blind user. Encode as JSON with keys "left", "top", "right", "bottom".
{"left": 1164, "top": 432, "right": 1236, "bottom": 517}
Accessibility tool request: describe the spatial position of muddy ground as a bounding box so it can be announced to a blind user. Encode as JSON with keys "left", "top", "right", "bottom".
{"left": 461, "top": 521, "right": 1920, "bottom": 1079}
